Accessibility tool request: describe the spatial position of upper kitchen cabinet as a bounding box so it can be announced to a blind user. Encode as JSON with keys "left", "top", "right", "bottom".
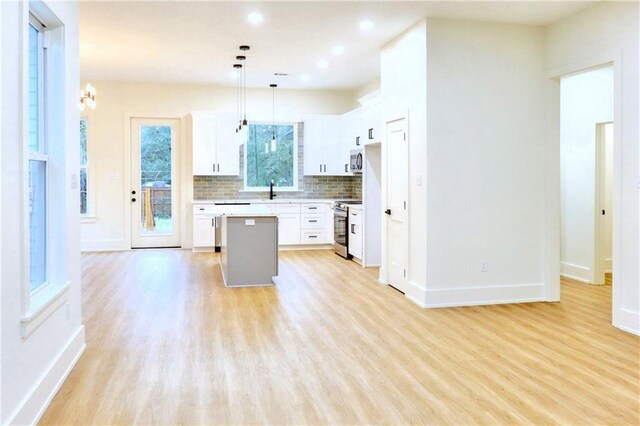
{"left": 303, "top": 115, "right": 351, "bottom": 176}
{"left": 359, "top": 91, "right": 382, "bottom": 145}
{"left": 341, "top": 108, "right": 363, "bottom": 149}
{"left": 191, "top": 112, "right": 240, "bottom": 176}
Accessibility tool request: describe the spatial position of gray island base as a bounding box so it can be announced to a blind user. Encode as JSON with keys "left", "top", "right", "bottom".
{"left": 220, "top": 211, "right": 279, "bottom": 287}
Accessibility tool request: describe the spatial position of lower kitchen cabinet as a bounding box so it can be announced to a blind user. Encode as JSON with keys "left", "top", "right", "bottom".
{"left": 193, "top": 215, "right": 216, "bottom": 247}
{"left": 348, "top": 209, "right": 363, "bottom": 259}
{"left": 278, "top": 213, "right": 301, "bottom": 245}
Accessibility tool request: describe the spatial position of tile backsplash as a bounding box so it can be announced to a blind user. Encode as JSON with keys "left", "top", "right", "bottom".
{"left": 193, "top": 123, "right": 362, "bottom": 200}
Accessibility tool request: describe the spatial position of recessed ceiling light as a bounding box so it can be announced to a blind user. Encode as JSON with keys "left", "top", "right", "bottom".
{"left": 359, "top": 20, "right": 374, "bottom": 30}
{"left": 247, "top": 12, "right": 264, "bottom": 25}
{"left": 300, "top": 74, "right": 310, "bottom": 82}
{"left": 332, "top": 45, "right": 345, "bottom": 55}
{"left": 317, "top": 60, "right": 328, "bottom": 69}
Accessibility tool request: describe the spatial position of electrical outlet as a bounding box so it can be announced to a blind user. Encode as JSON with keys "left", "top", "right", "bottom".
{"left": 480, "top": 260, "right": 488, "bottom": 272}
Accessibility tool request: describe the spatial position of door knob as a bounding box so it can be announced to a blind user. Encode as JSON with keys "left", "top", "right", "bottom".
{"left": 131, "top": 198, "right": 137, "bottom": 202}
{"left": 385, "top": 209, "right": 391, "bottom": 215}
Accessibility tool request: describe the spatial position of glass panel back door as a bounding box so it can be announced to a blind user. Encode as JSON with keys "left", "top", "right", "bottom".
{"left": 131, "top": 118, "right": 181, "bottom": 248}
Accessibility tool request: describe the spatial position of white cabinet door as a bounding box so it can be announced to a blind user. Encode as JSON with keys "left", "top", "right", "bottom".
{"left": 303, "top": 116, "right": 325, "bottom": 176}
{"left": 215, "top": 113, "right": 240, "bottom": 176}
{"left": 344, "top": 108, "right": 363, "bottom": 149}
{"left": 348, "top": 210, "right": 363, "bottom": 259}
{"left": 193, "top": 216, "right": 215, "bottom": 247}
{"left": 324, "top": 116, "right": 351, "bottom": 176}
{"left": 191, "top": 113, "right": 217, "bottom": 176}
{"left": 362, "top": 101, "right": 381, "bottom": 145}
{"left": 278, "top": 213, "right": 301, "bottom": 245}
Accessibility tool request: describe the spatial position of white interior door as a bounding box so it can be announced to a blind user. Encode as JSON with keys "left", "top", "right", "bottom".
{"left": 131, "top": 118, "right": 181, "bottom": 248}
{"left": 595, "top": 121, "right": 614, "bottom": 284}
{"left": 386, "top": 118, "right": 409, "bottom": 292}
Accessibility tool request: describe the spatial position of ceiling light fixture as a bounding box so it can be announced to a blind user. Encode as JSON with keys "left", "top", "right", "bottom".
{"left": 270, "top": 83, "right": 278, "bottom": 153}
{"left": 247, "top": 12, "right": 264, "bottom": 25}
{"left": 233, "top": 63, "right": 242, "bottom": 134}
{"left": 79, "top": 83, "right": 96, "bottom": 111}
{"left": 359, "top": 20, "right": 374, "bottom": 30}
{"left": 317, "top": 60, "right": 328, "bottom": 69}
{"left": 332, "top": 45, "right": 345, "bottom": 55}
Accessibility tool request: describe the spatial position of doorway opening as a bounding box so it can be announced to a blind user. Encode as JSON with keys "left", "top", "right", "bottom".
{"left": 559, "top": 65, "right": 614, "bottom": 291}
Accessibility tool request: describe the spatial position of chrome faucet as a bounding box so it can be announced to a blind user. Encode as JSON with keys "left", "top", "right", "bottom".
{"left": 269, "top": 180, "right": 277, "bottom": 200}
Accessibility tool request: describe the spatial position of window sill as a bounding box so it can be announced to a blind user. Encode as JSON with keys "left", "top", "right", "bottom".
{"left": 21, "top": 281, "right": 70, "bottom": 338}
{"left": 239, "top": 189, "right": 302, "bottom": 193}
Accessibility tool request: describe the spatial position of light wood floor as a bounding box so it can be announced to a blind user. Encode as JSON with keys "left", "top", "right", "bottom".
{"left": 40, "top": 250, "right": 639, "bottom": 425}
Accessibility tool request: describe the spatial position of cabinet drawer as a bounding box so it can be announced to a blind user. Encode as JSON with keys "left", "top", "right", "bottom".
{"left": 301, "top": 230, "right": 326, "bottom": 244}
{"left": 349, "top": 210, "right": 362, "bottom": 226}
{"left": 276, "top": 203, "right": 301, "bottom": 214}
{"left": 301, "top": 214, "right": 324, "bottom": 229}
{"left": 300, "top": 203, "right": 326, "bottom": 213}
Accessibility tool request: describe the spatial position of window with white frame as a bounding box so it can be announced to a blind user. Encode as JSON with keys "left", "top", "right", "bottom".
{"left": 80, "top": 118, "right": 89, "bottom": 215}
{"left": 28, "top": 16, "right": 48, "bottom": 292}
{"left": 244, "top": 123, "right": 298, "bottom": 190}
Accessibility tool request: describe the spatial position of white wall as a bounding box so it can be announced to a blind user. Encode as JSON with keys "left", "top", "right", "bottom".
{"left": 80, "top": 81, "right": 356, "bottom": 251}
{"left": 380, "top": 20, "right": 428, "bottom": 303}
{"left": 1, "top": 1, "right": 85, "bottom": 424}
{"left": 422, "top": 19, "right": 548, "bottom": 307}
{"left": 546, "top": 1, "right": 639, "bottom": 335}
{"left": 559, "top": 66, "right": 613, "bottom": 283}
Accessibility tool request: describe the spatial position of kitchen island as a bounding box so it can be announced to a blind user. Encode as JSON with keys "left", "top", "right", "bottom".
{"left": 220, "top": 205, "right": 278, "bottom": 287}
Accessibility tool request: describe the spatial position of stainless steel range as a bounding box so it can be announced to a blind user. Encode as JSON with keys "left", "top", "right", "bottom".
{"left": 333, "top": 200, "right": 362, "bottom": 258}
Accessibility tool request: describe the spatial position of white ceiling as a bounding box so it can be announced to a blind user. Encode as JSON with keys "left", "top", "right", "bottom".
{"left": 80, "top": 1, "right": 595, "bottom": 90}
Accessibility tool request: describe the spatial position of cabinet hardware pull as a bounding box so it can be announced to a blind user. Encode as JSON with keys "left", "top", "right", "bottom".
{"left": 319, "top": 164, "right": 322, "bottom": 173}
{"left": 131, "top": 190, "right": 136, "bottom": 195}
{"left": 212, "top": 218, "right": 214, "bottom": 227}
{"left": 213, "top": 163, "right": 215, "bottom": 173}
{"left": 368, "top": 128, "right": 373, "bottom": 139}
{"left": 351, "top": 224, "right": 356, "bottom": 234}
{"left": 309, "top": 235, "right": 317, "bottom": 238}
{"left": 308, "top": 207, "right": 317, "bottom": 210}
{"left": 309, "top": 220, "right": 317, "bottom": 223}
{"left": 345, "top": 164, "right": 348, "bottom": 173}
{"left": 356, "top": 136, "right": 360, "bottom": 146}
{"left": 131, "top": 198, "right": 136, "bottom": 202}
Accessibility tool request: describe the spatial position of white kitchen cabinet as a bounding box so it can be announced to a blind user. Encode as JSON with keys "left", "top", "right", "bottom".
{"left": 191, "top": 113, "right": 240, "bottom": 176}
{"left": 278, "top": 213, "right": 301, "bottom": 245}
{"left": 342, "top": 108, "right": 363, "bottom": 149}
{"left": 193, "top": 215, "right": 216, "bottom": 247}
{"left": 303, "top": 115, "right": 351, "bottom": 176}
{"left": 360, "top": 93, "right": 382, "bottom": 145}
{"left": 348, "top": 209, "right": 363, "bottom": 260}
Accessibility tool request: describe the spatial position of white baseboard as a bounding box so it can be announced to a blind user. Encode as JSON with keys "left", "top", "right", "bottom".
{"left": 404, "top": 280, "right": 427, "bottom": 307}
{"left": 614, "top": 308, "right": 640, "bottom": 336}
{"left": 560, "top": 261, "right": 591, "bottom": 283}
{"left": 422, "top": 283, "right": 546, "bottom": 308}
{"left": 7, "top": 326, "right": 86, "bottom": 426}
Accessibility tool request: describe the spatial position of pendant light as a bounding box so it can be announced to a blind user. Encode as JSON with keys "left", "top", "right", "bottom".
{"left": 270, "top": 83, "right": 278, "bottom": 152}
{"left": 233, "top": 63, "right": 242, "bottom": 133}
{"left": 239, "top": 45, "right": 250, "bottom": 127}
{"left": 235, "top": 55, "right": 246, "bottom": 131}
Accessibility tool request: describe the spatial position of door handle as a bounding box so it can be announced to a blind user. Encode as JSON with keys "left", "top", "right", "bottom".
{"left": 385, "top": 209, "right": 391, "bottom": 215}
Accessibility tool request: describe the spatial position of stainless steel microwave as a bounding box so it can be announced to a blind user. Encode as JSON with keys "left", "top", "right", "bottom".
{"left": 350, "top": 148, "right": 363, "bottom": 174}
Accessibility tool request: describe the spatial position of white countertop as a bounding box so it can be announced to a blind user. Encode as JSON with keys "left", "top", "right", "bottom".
{"left": 222, "top": 205, "right": 276, "bottom": 217}
{"left": 193, "top": 198, "right": 360, "bottom": 205}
